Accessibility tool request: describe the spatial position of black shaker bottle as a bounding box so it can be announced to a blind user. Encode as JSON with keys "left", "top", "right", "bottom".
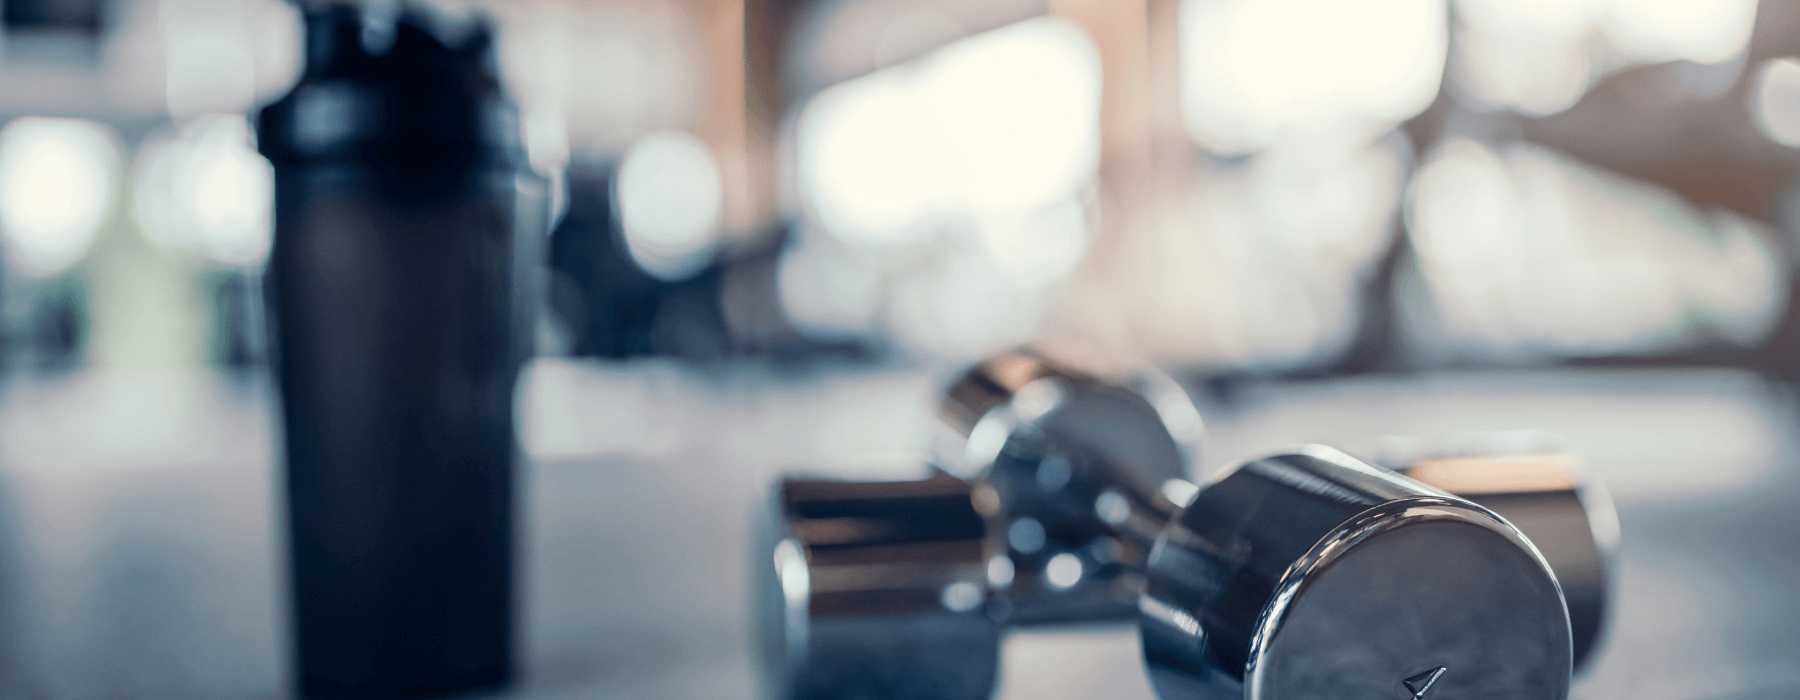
{"left": 258, "top": 3, "right": 540, "bottom": 697}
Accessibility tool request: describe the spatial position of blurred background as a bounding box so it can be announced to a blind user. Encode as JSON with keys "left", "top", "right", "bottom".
{"left": 0, "top": 0, "right": 1794, "bottom": 697}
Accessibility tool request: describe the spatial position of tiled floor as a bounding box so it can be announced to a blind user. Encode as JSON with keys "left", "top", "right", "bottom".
{"left": 0, "top": 360, "right": 1792, "bottom": 698}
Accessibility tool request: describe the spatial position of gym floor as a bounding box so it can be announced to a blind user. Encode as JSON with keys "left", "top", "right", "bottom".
{"left": 0, "top": 359, "right": 1791, "bottom": 699}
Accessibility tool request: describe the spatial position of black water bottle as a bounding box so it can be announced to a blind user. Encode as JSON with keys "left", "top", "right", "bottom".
{"left": 258, "top": 3, "right": 539, "bottom": 697}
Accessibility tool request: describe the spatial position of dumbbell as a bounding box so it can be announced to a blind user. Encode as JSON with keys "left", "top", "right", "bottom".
{"left": 754, "top": 472, "right": 1004, "bottom": 700}
{"left": 1141, "top": 445, "right": 1571, "bottom": 700}
{"left": 931, "top": 347, "right": 1205, "bottom": 625}
{"left": 755, "top": 448, "right": 1578, "bottom": 700}
{"left": 1371, "top": 431, "right": 1617, "bottom": 673}
{"left": 935, "top": 349, "right": 1614, "bottom": 666}
{"left": 755, "top": 349, "right": 1602, "bottom": 698}
{"left": 755, "top": 346, "right": 1198, "bottom": 700}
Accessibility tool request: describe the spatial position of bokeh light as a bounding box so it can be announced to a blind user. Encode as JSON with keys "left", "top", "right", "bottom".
{"left": 1045, "top": 552, "right": 1083, "bottom": 589}
{"left": 1178, "top": 0, "right": 1446, "bottom": 154}
{"left": 1453, "top": 0, "right": 1756, "bottom": 116}
{"left": 976, "top": 195, "right": 1091, "bottom": 292}
{"left": 796, "top": 16, "right": 1101, "bottom": 247}
{"left": 495, "top": 2, "right": 700, "bottom": 166}
{"left": 1753, "top": 57, "right": 1800, "bottom": 148}
{"left": 784, "top": 17, "right": 1103, "bottom": 358}
{"left": 1453, "top": 0, "right": 1597, "bottom": 116}
{"left": 1065, "top": 134, "right": 1408, "bottom": 370}
{"left": 1602, "top": 0, "right": 1757, "bottom": 65}
{"left": 1405, "top": 139, "right": 1785, "bottom": 359}
{"left": 160, "top": 0, "right": 304, "bottom": 120}
{"left": 776, "top": 225, "right": 883, "bottom": 340}
{"left": 616, "top": 130, "right": 723, "bottom": 281}
{"left": 133, "top": 115, "right": 275, "bottom": 267}
{"left": 887, "top": 239, "right": 1044, "bottom": 358}
{"left": 0, "top": 117, "right": 122, "bottom": 278}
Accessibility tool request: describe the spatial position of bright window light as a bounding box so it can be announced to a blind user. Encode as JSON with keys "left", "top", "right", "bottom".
{"left": 797, "top": 17, "right": 1102, "bottom": 247}
{"left": 1602, "top": 0, "right": 1756, "bottom": 65}
{"left": 616, "top": 130, "right": 723, "bottom": 281}
{"left": 1451, "top": 0, "right": 1756, "bottom": 116}
{"left": 1458, "top": 0, "right": 1599, "bottom": 36}
{"left": 1178, "top": 0, "right": 1446, "bottom": 155}
{"left": 1453, "top": 21, "right": 1593, "bottom": 116}
{"left": 1406, "top": 139, "right": 1784, "bottom": 358}
{"left": 0, "top": 118, "right": 122, "bottom": 278}
{"left": 788, "top": 18, "right": 1102, "bottom": 357}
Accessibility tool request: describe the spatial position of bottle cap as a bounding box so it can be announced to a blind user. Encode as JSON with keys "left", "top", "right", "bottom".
{"left": 258, "top": 1, "right": 520, "bottom": 172}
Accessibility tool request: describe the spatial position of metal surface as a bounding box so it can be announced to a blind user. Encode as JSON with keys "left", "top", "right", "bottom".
{"left": 766, "top": 354, "right": 1612, "bottom": 697}
{"left": 1141, "top": 446, "right": 1572, "bottom": 700}
{"left": 755, "top": 474, "right": 1004, "bottom": 700}
{"left": 936, "top": 347, "right": 1203, "bottom": 624}
{"left": 938, "top": 349, "right": 1612, "bottom": 660}
{"left": 1382, "top": 434, "right": 1618, "bottom": 674}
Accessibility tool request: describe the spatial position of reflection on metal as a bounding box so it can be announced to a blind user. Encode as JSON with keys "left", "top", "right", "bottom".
{"left": 757, "top": 352, "right": 1613, "bottom": 697}
{"left": 756, "top": 473, "right": 1003, "bottom": 700}
{"left": 935, "top": 345, "right": 1203, "bottom": 624}
{"left": 1141, "top": 446, "right": 1572, "bottom": 700}
{"left": 1403, "top": 666, "right": 1447, "bottom": 699}
{"left": 1384, "top": 433, "right": 1618, "bottom": 673}
{"left": 1407, "top": 454, "right": 1581, "bottom": 494}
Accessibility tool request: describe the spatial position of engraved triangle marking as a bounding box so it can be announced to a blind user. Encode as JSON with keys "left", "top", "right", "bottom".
{"left": 1403, "top": 667, "right": 1447, "bottom": 700}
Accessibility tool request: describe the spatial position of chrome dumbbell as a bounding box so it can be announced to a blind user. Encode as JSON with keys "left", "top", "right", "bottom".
{"left": 936, "top": 349, "right": 1615, "bottom": 668}
{"left": 1141, "top": 446, "right": 1572, "bottom": 700}
{"left": 756, "top": 348, "right": 1605, "bottom": 698}
{"left": 754, "top": 473, "right": 1005, "bottom": 700}
{"left": 754, "top": 450, "right": 1583, "bottom": 700}
{"left": 933, "top": 351, "right": 1617, "bottom": 661}
{"left": 932, "top": 347, "right": 1204, "bottom": 625}
{"left": 755, "top": 346, "right": 1198, "bottom": 700}
{"left": 1373, "top": 432, "right": 1618, "bottom": 672}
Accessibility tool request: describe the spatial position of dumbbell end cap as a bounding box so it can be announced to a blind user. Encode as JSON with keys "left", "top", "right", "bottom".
{"left": 1142, "top": 448, "right": 1572, "bottom": 700}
